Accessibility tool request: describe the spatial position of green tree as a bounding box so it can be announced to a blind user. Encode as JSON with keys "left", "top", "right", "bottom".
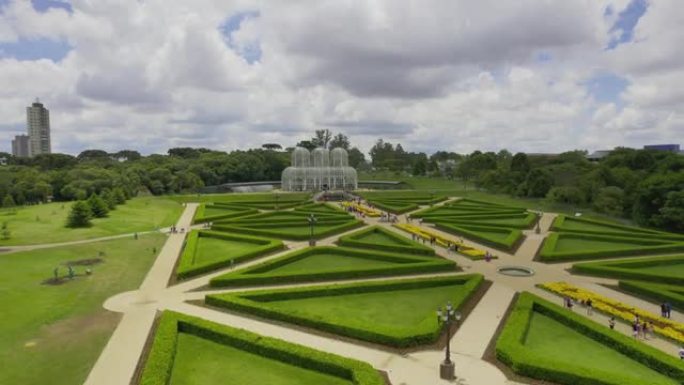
{"left": 66, "top": 201, "right": 93, "bottom": 228}
{"left": 592, "top": 186, "right": 625, "bottom": 216}
{"left": 652, "top": 190, "right": 684, "bottom": 232}
{"left": 524, "top": 169, "right": 554, "bottom": 197}
{"left": 311, "top": 129, "right": 333, "bottom": 149}
{"left": 510, "top": 153, "right": 530, "bottom": 174}
{"left": 113, "top": 187, "right": 127, "bottom": 204}
{"left": 87, "top": 193, "right": 109, "bottom": 218}
{"left": 329, "top": 133, "right": 350, "bottom": 150}
{"left": 545, "top": 186, "right": 585, "bottom": 205}
{"left": 2, "top": 195, "right": 15, "bottom": 208}
{"left": 101, "top": 189, "right": 117, "bottom": 210}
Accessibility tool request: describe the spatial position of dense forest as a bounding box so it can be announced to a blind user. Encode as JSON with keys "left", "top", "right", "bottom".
{"left": 0, "top": 129, "right": 682, "bottom": 232}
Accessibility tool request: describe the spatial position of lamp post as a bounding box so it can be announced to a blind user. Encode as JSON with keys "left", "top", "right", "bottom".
{"left": 308, "top": 213, "right": 317, "bottom": 246}
{"left": 437, "top": 302, "right": 461, "bottom": 380}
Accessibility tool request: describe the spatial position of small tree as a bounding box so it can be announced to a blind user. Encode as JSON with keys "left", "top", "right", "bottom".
{"left": 101, "top": 189, "right": 117, "bottom": 210}
{"left": 2, "top": 195, "right": 15, "bottom": 208}
{"left": 66, "top": 201, "right": 93, "bottom": 228}
{"left": 1, "top": 222, "right": 10, "bottom": 240}
{"left": 113, "top": 188, "right": 127, "bottom": 205}
{"left": 87, "top": 193, "right": 109, "bottom": 218}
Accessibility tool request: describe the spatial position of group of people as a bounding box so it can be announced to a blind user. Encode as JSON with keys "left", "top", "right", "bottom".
{"left": 170, "top": 225, "right": 185, "bottom": 234}
{"left": 631, "top": 315, "right": 655, "bottom": 340}
{"left": 660, "top": 302, "right": 673, "bottom": 319}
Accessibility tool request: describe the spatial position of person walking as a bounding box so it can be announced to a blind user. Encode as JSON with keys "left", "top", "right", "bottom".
{"left": 665, "top": 302, "right": 672, "bottom": 319}
{"left": 586, "top": 298, "right": 593, "bottom": 316}
{"left": 642, "top": 321, "right": 649, "bottom": 340}
{"left": 661, "top": 303, "right": 667, "bottom": 318}
{"left": 609, "top": 317, "right": 616, "bottom": 330}
{"left": 632, "top": 322, "right": 639, "bottom": 338}
{"left": 679, "top": 346, "right": 684, "bottom": 360}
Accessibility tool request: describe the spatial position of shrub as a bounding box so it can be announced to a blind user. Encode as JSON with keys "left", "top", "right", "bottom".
{"left": 66, "top": 201, "right": 92, "bottom": 228}
{"left": 571, "top": 255, "right": 684, "bottom": 285}
{"left": 2, "top": 195, "right": 15, "bottom": 208}
{"left": 433, "top": 222, "right": 523, "bottom": 251}
{"left": 212, "top": 219, "right": 363, "bottom": 241}
{"left": 139, "top": 311, "right": 384, "bottom": 385}
{"left": 87, "top": 193, "right": 109, "bottom": 218}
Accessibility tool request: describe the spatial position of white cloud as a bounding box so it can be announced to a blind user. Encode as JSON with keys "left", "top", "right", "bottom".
{"left": 0, "top": 0, "right": 681, "bottom": 156}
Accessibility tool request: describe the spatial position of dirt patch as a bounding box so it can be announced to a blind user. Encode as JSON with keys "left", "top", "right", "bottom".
{"left": 27, "top": 310, "right": 121, "bottom": 351}
{"left": 64, "top": 258, "right": 104, "bottom": 266}
{"left": 42, "top": 277, "right": 70, "bottom": 286}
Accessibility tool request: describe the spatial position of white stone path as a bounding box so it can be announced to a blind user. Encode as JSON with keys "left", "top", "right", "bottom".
{"left": 83, "top": 199, "right": 683, "bottom": 385}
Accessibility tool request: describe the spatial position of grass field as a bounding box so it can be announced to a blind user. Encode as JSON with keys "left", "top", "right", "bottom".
{"left": 169, "top": 333, "right": 352, "bottom": 385}
{"left": 0, "top": 196, "right": 182, "bottom": 246}
{"left": 553, "top": 237, "right": 650, "bottom": 252}
{"left": 524, "top": 312, "right": 677, "bottom": 384}
{"left": 353, "top": 231, "right": 407, "bottom": 245}
{"left": 194, "top": 237, "right": 264, "bottom": 266}
{"left": 0, "top": 234, "right": 167, "bottom": 385}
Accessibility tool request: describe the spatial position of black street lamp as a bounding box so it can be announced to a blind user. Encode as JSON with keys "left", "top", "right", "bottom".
{"left": 437, "top": 302, "right": 461, "bottom": 380}
{"left": 308, "top": 213, "right": 317, "bottom": 246}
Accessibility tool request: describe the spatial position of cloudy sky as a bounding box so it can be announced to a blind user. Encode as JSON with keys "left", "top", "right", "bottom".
{"left": 0, "top": 0, "right": 681, "bottom": 156}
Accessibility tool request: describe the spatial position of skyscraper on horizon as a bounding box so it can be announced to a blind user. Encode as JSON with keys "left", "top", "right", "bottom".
{"left": 26, "top": 98, "right": 51, "bottom": 157}
{"left": 11, "top": 134, "right": 30, "bottom": 158}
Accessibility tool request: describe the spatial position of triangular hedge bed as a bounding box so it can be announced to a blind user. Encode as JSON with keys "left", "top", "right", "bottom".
{"left": 209, "top": 246, "right": 455, "bottom": 287}
{"left": 336, "top": 225, "right": 435, "bottom": 255}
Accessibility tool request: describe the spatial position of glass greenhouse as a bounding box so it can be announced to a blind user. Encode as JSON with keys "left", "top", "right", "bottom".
{"left": 281, "top": 147, "right": 358, "bottom": 191}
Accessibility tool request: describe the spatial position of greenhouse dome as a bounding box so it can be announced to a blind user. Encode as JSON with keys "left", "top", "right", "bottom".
{"left": 281, "top": 147, "right": 357, "bottom": 191}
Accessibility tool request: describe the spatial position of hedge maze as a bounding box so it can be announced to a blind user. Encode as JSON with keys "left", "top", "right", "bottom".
{"left": 539, "top": 215, "right": 684, "bottom": 262}
{"left": 410, "top": 198, "right": 533, "bottom": 252}
{"left": 496, "top": 293, "right": 684, "bottom": 385}
{"left": 337, "top": 225, "right": 435, "bottom": 255}
{"left": 357, "top": 191, "right": 447, "bottom": 214}
{"left": 206, "top": 275, "right": 483, "bottom": 348}
{"left": 139, "top": 311, "right": 384, "bottom": 385}
{"left": 176, "top": 230, "right": 283, "bottom": 280}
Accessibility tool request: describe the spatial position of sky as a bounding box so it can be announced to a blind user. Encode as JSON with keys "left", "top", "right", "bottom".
{"left": 0, "top": 0, "right": 681, "bottom": 156}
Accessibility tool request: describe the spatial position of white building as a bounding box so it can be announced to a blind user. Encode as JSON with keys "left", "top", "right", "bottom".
{"left": 27, "top": 99, "right": 51, "bottom": 157}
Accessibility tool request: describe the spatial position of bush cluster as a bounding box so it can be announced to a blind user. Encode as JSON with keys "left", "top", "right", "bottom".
{"left": 139, "top": 311, "right": 384, "bottom": 385}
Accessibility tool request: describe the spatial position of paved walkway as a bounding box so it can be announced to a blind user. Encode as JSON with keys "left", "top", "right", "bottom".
{"left": 81, "top": 198, "right": 684, "bottom": 385}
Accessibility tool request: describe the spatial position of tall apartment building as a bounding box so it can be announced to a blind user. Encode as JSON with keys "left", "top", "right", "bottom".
{"left": 26, "top": 99, "right": 51, "bottom": 157}
{"left": 11, "top": 134, "right": 30, "bottom": 158}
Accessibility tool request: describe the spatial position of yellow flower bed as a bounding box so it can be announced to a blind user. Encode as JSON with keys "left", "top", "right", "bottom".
{"left": 394, "top": 224, "right": 489, "bottom": 259}
{"left": 539, "top": 281, "right": 684, "bottom": 344}
{"left": 340, "top": 202, "right": 382, "bottom": 217}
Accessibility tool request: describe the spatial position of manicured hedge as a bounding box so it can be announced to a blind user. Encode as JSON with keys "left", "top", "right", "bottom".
{"left": 206, "top": 275, "right": 483, "bottom": 348}
{"left": 294, "top": 202, "right": 347, "bottom": 214}
{"left": 192, "top": 203, "right": 259, "bottom": 224}
{"left": 539, "top": 233, "right": 684, "bottom": 262}
{"left": 571, "top": 255, "right": 684, "bottom": 284}
{"left": 495, "top": 292, "right": 684, "bottom": 385}
{"left": 432, "top": 222, "right": 523, "bottom": 252}
{"left": 212, "top": 219, "right": 364, "bottom": 241}
{"left": 176, "top": 230, "right": 284, "bottom": 280}
{"left": 209, "top": 246, "right": 455, "bottom": 287}
{"left": 619, "top": 280, "right": 684, "bottom": 310}
{"left": 337, "top": 226, "right": 435, "bottom": 255}
{"left": 139, "top": 311, "right": 384, "bottom": 385}
{"left": 551, "top": 215, "right": 684, "bottom": 241}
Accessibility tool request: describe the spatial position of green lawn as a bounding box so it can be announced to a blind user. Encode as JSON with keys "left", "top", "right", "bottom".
{"left": 264, "top": 285, "right": 462, "bottom": 329}
{"left": 251, "top": 253, "right": 405, "bottom": 275}
{"left": 354, "top": 231, "right": 409, "bottom": 246}
{"left": 524, "top": 312, "right": 677, "bottom": 384}
{"left": 194, "top": 237, "right": 264, "bottom": 266}
{"left": 202, "top": 206, "right": 245, "bottom": 217}
{"left": 0, "top": 196, "right": 183, "bottom": 246}
{"left": 634, "top": 263, "right": 684, "bottom": 276}
{"left": 553, "top": 237, "right": 657, "bottom": 253}
{"left": 0, "top": 234, "right": 167, "bottom": 385}
{"left": 169, "top": 333, "right": 352, "bottom": 385}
